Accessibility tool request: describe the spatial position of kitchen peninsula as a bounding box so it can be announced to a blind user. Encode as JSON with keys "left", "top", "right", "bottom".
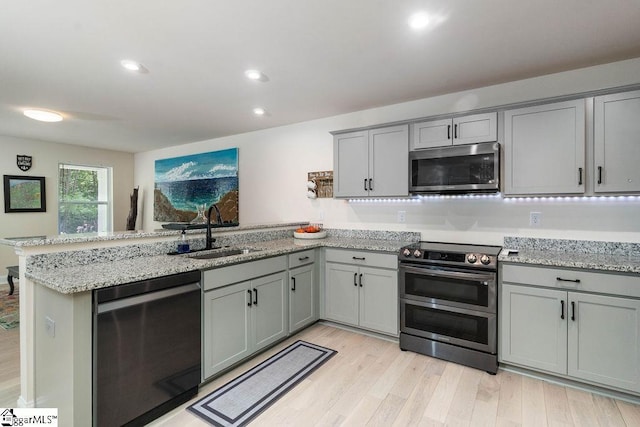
{"left": 1, "top": 223, "right": 419, "bottom": 426}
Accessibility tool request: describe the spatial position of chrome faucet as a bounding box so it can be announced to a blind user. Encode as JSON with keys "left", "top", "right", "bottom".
{"left": 205, "top": 204, "right": 222, "bottom": 250}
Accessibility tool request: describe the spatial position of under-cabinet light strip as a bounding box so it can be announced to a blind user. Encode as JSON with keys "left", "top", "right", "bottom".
{"left": 347, "top": 194, "right": 640, "bottom": 203}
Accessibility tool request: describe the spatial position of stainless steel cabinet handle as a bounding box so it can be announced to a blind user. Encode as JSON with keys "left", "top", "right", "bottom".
{"left": 561, "top": 300, "right": 565, "bottom": 320}
{"left": 556, "top": 277, "right": 581, "bottom": 284}
{"left": 353, "top": 273, "right": 358, "bottom": 286}
{"left": 598, "top": 166, "right": 603, "bottom": 184}
{"left": 247, "top": 289, "right": 253, "bottom": 306}
{"left": 291, "top": 277, "right": 296, "bottom": 291}
{"left": 578, "top": 167, "right": 583, "bottom": 185}
{"left": 359, "top": 273, "right": 363, "bottom": 287}
{"left": 253, "top": 288, "right": 258, "bottom": 305}
{"left": 571, "top": 301, "right": 576, "bottom": 321}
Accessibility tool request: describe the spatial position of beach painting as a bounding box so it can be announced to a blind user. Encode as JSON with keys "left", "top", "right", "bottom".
{"left": 154, "top": 148, "right": 239, "bottom": 224}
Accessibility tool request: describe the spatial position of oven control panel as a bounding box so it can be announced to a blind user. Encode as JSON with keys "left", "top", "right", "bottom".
{"left": 399, "top": 246, "right": 497, "bottom": 269}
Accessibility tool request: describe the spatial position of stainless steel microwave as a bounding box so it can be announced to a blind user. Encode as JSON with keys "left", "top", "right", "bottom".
{"left": 409, "top": 142, "right": 500, "bottom": 194}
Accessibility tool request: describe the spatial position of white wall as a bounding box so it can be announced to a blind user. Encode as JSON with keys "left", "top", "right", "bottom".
{"left": 135, "top": 58, "right": 640, "bottom": 245}
{"left": 0, "top": 136, "right": 134, "bottom": 277}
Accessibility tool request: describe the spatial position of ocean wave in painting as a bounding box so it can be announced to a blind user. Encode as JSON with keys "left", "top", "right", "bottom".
{"left": 155, "top": 176, "right": 238, "bottom": 211}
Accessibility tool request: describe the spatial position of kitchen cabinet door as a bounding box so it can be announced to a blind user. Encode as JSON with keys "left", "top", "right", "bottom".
{"left": 594, "top": 90, "right": 640, "bottom": 193}
{"left": 358, "top": 266, "right": 398, "bottom": 336}
{"left": 369, "top": 125, "right": 409, "bottom": 197}
{"left": 325, "top": 263, "right": 359, "bottom": 326}
{"left": 252, "top": 272, "right": 287, "bottom": 352}
{"left": 333, "top": 131, "right": 369, "bottom": 197}
{"left": 289, "top": 263, "right": 317, "bottom": 333}
{"left": 504, "top": 99, "right": 585, "bottom": 195}
{"left": 411, "top": 118, "right": 452, "bottom": 149}
{"left": 203, "top": 281, "right": 252, "bottom": 379}
{"left": 567, "top": 292, "right": 640, "bottom": 393}
{"left": 500, "top": 284, "right": 567, "bottom": 375}
{"left": 452, "top": 112, "right": 497, "bottom": 146}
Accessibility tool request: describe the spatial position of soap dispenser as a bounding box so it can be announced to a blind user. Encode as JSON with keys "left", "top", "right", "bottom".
{"left": 177, "top": 230, "right": 190, "bottom": 253}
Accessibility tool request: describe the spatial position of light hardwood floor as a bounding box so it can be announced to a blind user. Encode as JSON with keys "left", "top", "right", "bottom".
{"left": 151, "top": 323, "right": 640, "bottom": 426}
{"left": 1, "top": 323, "right": 640, "bottom": 425}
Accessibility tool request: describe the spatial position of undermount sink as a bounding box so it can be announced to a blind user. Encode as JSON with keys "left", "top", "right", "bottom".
{"left": 187, "top": 247, "right": 259, "bottom": 260}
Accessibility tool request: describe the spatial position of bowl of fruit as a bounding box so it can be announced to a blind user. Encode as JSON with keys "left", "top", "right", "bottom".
{"left": 293, "top": 224, "right": 327, "bottom": 239}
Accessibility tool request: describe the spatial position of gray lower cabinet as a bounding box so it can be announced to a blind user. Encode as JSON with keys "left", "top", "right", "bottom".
{"left": 288, "top": 250, "right": 318, "bottom": 333}
{"left": 324, "top": 249, "right": 398, "bottom": 336}
{"left": 500, "top": 263, "right": 640, "bottom": 395}
{"left": 202, "top": 256, "right": 287, "bottom": 380}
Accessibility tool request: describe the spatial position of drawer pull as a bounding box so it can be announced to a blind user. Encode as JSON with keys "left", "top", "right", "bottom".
{"left": 298, "top": 256, "right": 310, "bottom": 261}
{"left": 556, "top": 277, "right": 580, "bottom": 284}
{"left": 352, "top": 256, "right": 366, "bottom": 261}
{"left": 560, "top": 300, "right": 565, "bottom": 320}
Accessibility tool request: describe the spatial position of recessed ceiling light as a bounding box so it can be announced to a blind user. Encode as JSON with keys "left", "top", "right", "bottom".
{"left": 408, "top": 12, "right": 431, "bottom": 29}
{"left": 253, "top": 107, "right": 266, "bottom": 116}
{"left": 120, "top": 59, "right": 148, "bottom": 73}
{"left": 23, "top": 109, "right": 63, "bottom": 122}
{"left": 244, "top": 69, "right": 269, "bottom": 82}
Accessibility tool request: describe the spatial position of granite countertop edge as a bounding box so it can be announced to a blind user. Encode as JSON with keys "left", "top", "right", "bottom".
{"left": 26, "top": 236, "right": 412, "bottom": 294}
{"left": 498, "top": 249, "right": 640, "bottom": 274}
{"left": 0, "top": 222, "right": 309, "bottom": 247}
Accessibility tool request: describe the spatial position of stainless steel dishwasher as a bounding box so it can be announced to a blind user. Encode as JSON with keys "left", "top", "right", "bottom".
{"left": 93, "top": 270, "right": 201, "bottom": 427}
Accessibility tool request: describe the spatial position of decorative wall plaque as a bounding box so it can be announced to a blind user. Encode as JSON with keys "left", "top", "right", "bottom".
{"left": 16, "top": 155, "right": 32, "bottom": 172}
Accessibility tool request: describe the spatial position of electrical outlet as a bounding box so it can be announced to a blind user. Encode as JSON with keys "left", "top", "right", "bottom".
{"left": 45, "top": 316, "right": 55, "bottom": 337}
{"left": 530, "top": 211, "right": 542, "bottom": 227}
{"left": 397, "top": 210, "right": 406, "bottom": 223}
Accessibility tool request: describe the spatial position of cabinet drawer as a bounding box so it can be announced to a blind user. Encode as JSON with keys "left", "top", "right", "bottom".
{"left": 203, "top": 256, "right": 287, "bottom": 291}
{"left": 288, "top": 250, "right": 315, "bottom": 269}
{"left": 325, "top": 248, "right": 397, "bottom": 270}
{"left": 501, "top": 263, "right": 640, "bottom": 298}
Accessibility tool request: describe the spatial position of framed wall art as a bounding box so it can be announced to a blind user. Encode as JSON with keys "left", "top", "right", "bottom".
{"left": 154, "top": 148, "right": 239, "bottom": 224}
{"left": 3, "top": 175, "right": 47, "bottom": 213}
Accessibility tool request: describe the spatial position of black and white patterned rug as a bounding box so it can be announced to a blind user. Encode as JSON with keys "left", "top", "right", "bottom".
{"left": 187, "top": 340, "right": 337, "bottom": 426}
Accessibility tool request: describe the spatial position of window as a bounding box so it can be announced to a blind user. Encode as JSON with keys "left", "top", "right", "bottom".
{"left": 58, "top": 164, "right": 112, "bottom": 234}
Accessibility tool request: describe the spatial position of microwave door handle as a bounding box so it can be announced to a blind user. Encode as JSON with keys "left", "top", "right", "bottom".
{"left": 401, "top": 265, "right": 494, "bottom": 284}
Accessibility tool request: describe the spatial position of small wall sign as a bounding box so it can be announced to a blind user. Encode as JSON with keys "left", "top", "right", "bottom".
{"left": 16, "top": 155, "right": 33, "bottom": 172}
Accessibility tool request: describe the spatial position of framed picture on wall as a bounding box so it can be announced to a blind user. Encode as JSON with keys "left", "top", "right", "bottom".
{"left": 3, "top": 175, "right": 47, "bottom": 213}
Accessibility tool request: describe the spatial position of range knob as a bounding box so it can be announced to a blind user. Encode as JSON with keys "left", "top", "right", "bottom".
{"left": 467, "top": 253, "right": 477, "bottom": 264}
{"left": 413, "top": 249, "right": 422, "bottom": 258}
{"left": 480, "top": 255, "right": 491, "bottom": 265}
{"left": 402, "top": 248, "right": 411, "bottom": 257}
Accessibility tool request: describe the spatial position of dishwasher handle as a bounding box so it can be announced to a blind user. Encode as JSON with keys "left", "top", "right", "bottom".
{"left": 97, "top": 283, "right": 200, "bottom": 314}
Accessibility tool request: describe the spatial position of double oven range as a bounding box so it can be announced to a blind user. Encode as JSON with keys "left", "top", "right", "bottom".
{"left": 398, "top": 241, "right": 501, "bottom": 374}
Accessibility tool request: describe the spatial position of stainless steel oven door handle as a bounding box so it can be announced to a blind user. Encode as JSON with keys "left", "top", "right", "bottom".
{"left": 400, "top": 265, "right": 494, "bottom": 284}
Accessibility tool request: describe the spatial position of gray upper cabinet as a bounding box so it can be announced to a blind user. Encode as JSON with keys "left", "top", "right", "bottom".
{"left": 411, "top": 112, "right": 497, "bottom": 150}
{"left": 333, "top": 124, "right": 408, "bottom": 198}
{"left": 594, "top": 90, "right": 640, "bottom": 193}
{"left": 504, "top": 99, "right": 586, "bottom": 195}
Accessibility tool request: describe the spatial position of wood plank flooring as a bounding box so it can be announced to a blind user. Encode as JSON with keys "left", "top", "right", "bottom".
{"left": 1, "top": 323, "right": 640, "bottom": 425}
{"left": 150, "top": 323, "right": 640, "bottom": 426}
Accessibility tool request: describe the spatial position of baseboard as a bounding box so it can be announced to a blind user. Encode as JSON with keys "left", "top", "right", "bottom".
{"left": 317, "top": 320, "right": 399, "bottom": 343}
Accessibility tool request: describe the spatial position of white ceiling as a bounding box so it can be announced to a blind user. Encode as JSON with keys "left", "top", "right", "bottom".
{"left": 2, "top": 1, "right": 640, "bottom": 154}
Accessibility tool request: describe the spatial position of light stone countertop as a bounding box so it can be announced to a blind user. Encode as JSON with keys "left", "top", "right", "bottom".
{"left": 26, "top": 236, "right": 413, "bottom": 294}
{"left": 499, "top": 236, "right": 640, "bottom": 274}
